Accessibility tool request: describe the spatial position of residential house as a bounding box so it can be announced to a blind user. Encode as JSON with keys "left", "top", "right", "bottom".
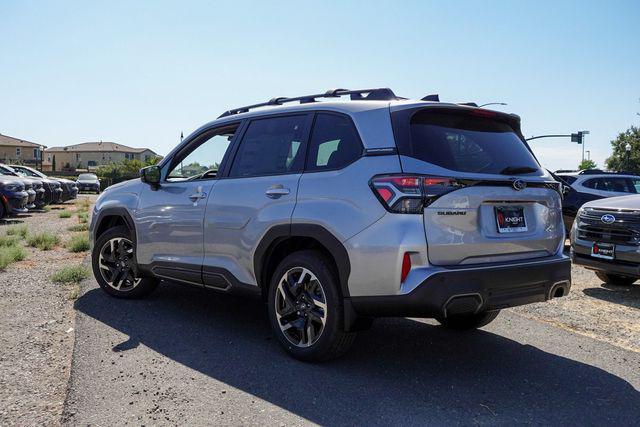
{"left": 43, "top": 141, "right": 159, "bottom": 171}
{"left": 0, "top": 133, "right": 45, "bottom": 166}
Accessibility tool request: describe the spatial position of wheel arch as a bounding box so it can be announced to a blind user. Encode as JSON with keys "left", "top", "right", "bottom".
{"left": 94, "top": 207, "right": 136, "bottom": 242}
{"left": 254, "top": 224, "right": 351, "bottom": 299}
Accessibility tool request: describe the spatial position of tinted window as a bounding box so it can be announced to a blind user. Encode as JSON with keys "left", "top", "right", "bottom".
{"left": 396, "top": 111, "right": 540, "bottom": 175}
{"left": 557, "top": 175, "right": 577, "bottom": 185}
{"left": 230, "top": 115, "right": 307, "bottom": 177}
{"left": 584, "top": 177, "right": 636, "bottom": 193}
{"left": 631, "top": 179, "right": 640, "bottom": 193}
{"left": 306, "top": 113, "right": 362, "bottom": 171}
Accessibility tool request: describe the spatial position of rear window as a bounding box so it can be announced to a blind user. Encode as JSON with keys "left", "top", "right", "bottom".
{"left": 557, "top": 175, "right": 577, "bottom": 185}
{"left": 395, "top": 111, "right": 541, "bottom": 175}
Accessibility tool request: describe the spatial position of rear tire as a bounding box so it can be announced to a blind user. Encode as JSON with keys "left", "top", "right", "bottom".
{"left": 267, "top": 250, "right": 356, "bottom": 362}
{"left": 437, "top": 310, "right": 500, "bottom": 331}
{"left": 595, "top": 271, "right": 636, "bottom": 286}
{"left": 92, "top": 226, "right": 158, "bottom": 298}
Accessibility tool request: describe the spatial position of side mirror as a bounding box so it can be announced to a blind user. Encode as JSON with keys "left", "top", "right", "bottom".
{"left": 141, "top": 165, "right": 161, "bottom": 187}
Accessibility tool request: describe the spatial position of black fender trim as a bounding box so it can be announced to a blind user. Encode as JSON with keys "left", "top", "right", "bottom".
{"left": 254, "top": 223, "right": 351, "bottom": 297}
{"left": 93, "top": 207, "right": 136, "bottom": 234}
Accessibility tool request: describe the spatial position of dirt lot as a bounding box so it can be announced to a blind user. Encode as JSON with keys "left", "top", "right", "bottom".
{"left": 515, "top": 260, "right": 640, "bottom": 352}
{"left": 0, "top": 195, "right": 94, "bottom": 426}
{"left": 0, "top": 196, "right": 639, "bottom": 424}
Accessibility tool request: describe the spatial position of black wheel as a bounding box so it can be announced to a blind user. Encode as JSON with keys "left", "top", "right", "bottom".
{"left": 0, "top": 201, "right": 5, "bottom": 219}
{"left": 267, "top": 250, "right": 356, "bottom": 362}
{"left": 92, "top": 226, "right": 158, "bottom": 298}
{"left": 596, "top": 271, "right": 636, "bottom": 286}
{"left": 437, "top": 310, "right": 500, "bottom": 331}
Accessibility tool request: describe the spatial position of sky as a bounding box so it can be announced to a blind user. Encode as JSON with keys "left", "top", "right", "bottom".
{"left": 1, "top": 0, "right": 639, "bottom": 171}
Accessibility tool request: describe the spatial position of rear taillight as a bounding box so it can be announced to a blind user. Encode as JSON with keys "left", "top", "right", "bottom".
{"left": 371, "top": 174, "right": 466, "bottom": 214}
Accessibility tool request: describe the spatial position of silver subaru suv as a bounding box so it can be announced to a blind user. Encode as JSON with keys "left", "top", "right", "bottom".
{"left": 90, "top": 88, "right": 571, "bottom": 361}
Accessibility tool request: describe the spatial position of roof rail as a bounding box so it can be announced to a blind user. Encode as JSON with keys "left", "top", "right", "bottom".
{"left": 218, "top": 88, "right": 402, "bottom": 118}
{"left": 578, "top": 169, "right": 637, "bottom": 175}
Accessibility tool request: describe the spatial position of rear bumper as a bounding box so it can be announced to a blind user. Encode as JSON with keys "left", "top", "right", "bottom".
{"left": 350, "top": 256, "right": 571, "bottom": 318}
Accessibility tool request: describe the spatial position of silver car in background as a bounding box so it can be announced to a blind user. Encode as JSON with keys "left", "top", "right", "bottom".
{"left": 571, "top": 194, "right": 640, "bottom": 286}
{"left": 89, "top": 88, "right": 571, "bottom": 360}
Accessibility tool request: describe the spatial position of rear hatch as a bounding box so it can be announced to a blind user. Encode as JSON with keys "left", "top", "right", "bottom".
{"left": 389, "top": 106, "right": 564, "bottom": 266}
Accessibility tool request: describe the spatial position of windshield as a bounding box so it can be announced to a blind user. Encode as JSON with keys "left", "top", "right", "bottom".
{"left": 78, "top": 174, "right": 97, "bottom": 180}
{"left": 394, "top": 110, "right": 541, "bottom": 175}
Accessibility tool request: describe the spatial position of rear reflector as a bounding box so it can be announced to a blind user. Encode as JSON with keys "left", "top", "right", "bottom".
{"left": 401, "top": 252, "right": 411, "bottom": 283}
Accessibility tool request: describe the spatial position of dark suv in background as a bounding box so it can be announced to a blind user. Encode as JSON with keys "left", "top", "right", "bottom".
{"left": 557, "top": 169, "right": 640, "bottom": 232}
{"left": 0, "top": 163, "right": 43, "bottom": 209}
{"left": 0, "top": 175, "right": 28, "bottom": 218}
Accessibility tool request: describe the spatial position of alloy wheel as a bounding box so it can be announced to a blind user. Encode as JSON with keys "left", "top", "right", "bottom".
{"left": 275, "top": 267, "right": 327, "bottom": 347}
{"left": 98, "top": 237, "right": 141, "bottom": 291}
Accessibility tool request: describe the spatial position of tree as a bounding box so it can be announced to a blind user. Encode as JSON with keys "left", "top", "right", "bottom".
{"left": 605, "top": 126, "right": 640, "bottom": 173}
{"left": 578, "top": 159, "right": 597, "bottom": 170}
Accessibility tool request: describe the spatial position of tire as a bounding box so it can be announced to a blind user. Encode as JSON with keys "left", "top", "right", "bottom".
{"left": 437, "top": 310, "right": 500, "bottom": 331}
{"left": 595, "top": 271, "right": 637, "bottom": 286}
{"left": 91, "top": 225, "right": 158, "bottom": 298}
{"left": 267, "top": 250, "right": 356, "bottom": 362}
{"left": 0, "top": 201, "right": 5, "bottom": 219}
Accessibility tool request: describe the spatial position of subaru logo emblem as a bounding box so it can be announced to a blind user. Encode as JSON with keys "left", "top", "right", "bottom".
{"left": 512, "top": 179, "right": 527, "bottom": 191}
{"left": 601, "top": 214, "right": 616, "bottom": 224}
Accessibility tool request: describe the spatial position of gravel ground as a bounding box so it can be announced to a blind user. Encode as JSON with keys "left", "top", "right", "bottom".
{"left": 514, "top": 248, "right": 640, "bottom": 353}
{"left": 0, "top": 195, "right": 95, "bottom": 426}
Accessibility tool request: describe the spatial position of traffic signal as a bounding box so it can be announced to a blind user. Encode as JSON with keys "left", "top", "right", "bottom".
{"left": 571, "top": 132, "right": 583, "bottom": 144}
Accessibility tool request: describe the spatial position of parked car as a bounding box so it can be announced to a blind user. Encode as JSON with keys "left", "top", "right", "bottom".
{"left": 0, "top": 163, "right": 43, "bottom": 210}
{"left": 76, "top": 173, "right": 101, "bottom": 193}
{"left": 0, "top": 175, "right": 28, "bottom": 218}
{"left": 556, "top": 169, "right": 640, "bottom": 233}
{"left": 9, "top": 165, "right": 76, "bottom": 203}
{"left": 89, "top": 88, "right": 571, "bottom": 361}
{"left": 571, "top": 194, "right": 640, "bottom": 286}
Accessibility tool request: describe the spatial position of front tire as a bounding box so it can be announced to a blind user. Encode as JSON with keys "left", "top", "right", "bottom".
{"left": 92, "top": 226, "right": 158, "bottom": 298}
{"left": 267, "top": 250, "right": 356, "bottom": 362}
{"left": 437, "top": 310, "right": 500, "bottom": 330}
{"left": 596, "top": 271, "right": 637, "bottom": 286}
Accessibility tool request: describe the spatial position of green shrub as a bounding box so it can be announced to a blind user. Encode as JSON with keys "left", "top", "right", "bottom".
{"left": 0, "top": 235, "right": 21, "bottom": 247}
{"left": 68, "top": 223, "right": 89, "bottom": 232}
{"left": 66, "top": 233, "right": 90, "bottom": 252}
{"left": 5, "top": 224, "right": 28, "bottom": 239}
{"left": 0, "top": 245, "right": 26, "bottom": 270}
{"left": 77, "top": 212, "right": 89, "bottom": 224}
{"left": 58, "top": 210, "right": 72, "bottom": 218}
{"left": 27, "top": 232, "right": 60, "bottom": 250}
{"left": 50, "top": 265, "right": 89, "bottom": 284}
{"left": 75, "top": 198, "right": 91, "bottom": 212}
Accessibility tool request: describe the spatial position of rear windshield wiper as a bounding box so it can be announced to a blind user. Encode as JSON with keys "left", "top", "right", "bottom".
{"left": 499, "top": 166, "right": 538, "bottom": 175}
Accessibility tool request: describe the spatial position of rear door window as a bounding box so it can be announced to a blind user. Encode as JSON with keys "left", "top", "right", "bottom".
{"left": 584, "top": 177, "right": 636, "bottom": 193}
{"left": 306, "top": 113, "right": 362, "bottom": 171}
{"left": 393, "top": 110, "right": 541, "bottom": 175}
{"left": 229, "top": 115, "right": 309, "bottom": 178}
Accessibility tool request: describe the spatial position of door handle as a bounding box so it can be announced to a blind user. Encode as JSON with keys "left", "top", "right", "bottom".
{"left": 189, "top": 192, "right": 207, "bottom": 202}
{"left": 189, "top": 185, "right": 207, "bottom": 203}
{"left": 265, "top": 186, "right": 290, "bottom": 198}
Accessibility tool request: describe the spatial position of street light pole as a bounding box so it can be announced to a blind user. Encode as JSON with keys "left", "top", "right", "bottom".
{"left": 586, "top": 150, "right": 591, "bottom": 161}
{"left": 625, "top": 143, "right": 631, "bottom": 171}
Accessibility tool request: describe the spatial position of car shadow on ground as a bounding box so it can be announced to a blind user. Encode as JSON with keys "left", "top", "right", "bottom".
{"left": 583, "top": 283, "right": 640, "bottom": 310}
{"left": 75, "top": 282, "right": 640, "bottom": 424}
{"left": 0, "top": 218, "right": 25, "bottom": 226}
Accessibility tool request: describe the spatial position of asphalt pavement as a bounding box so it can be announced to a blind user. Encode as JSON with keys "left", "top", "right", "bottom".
{"left": 63, "top": 279, "right": 640, "bottom": 425}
